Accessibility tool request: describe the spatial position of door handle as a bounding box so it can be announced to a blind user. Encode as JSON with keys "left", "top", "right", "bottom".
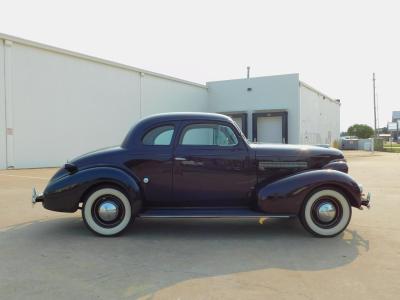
{"left": 174, "top": 157, "right": 187, "bottom": 161}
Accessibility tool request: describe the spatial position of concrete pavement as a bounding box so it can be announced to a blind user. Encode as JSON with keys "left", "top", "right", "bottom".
{"left": 0, "top": 151, "right": 399, "bottom": 299}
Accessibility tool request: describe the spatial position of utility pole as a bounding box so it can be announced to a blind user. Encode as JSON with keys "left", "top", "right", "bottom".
{"left": 247, "top": 66, "right": 250, "bottom": 79}
{"left": 373, "top": 73, "right": 377, "bottom": 136}
{"left": 376, "top": 93, "right": 379, "bottom": 129}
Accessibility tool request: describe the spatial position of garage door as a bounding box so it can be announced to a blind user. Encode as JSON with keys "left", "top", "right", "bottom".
{"left": 257, "top": 116, "right": 283, "bottom": 143}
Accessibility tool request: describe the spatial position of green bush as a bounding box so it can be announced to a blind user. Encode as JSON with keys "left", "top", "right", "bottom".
{"left": 347, "top": 124, "right": 374, "bottom": 139}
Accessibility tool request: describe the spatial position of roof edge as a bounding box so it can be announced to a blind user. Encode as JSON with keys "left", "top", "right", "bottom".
{"left": 0, "top": 32, "right": 206, "bottom": 89}
{"left": 299, "top": 81, "right": 340, "bottom": 105}
{"left": 206, "top": 73, "right": 299, "bottom": 84}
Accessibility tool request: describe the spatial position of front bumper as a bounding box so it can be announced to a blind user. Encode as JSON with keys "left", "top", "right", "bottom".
{"left": 360, "top": 192, "right": 371, "bottom": 209}
{"left": 32, "top": 188, "right": 44, "bottom": 206}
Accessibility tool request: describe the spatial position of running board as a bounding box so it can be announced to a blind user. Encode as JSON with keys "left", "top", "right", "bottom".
{"left": 139, "top": 208, "right": 295, "bottom": 219}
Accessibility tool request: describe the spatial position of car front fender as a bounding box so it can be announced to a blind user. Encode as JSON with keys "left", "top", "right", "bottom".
{"left": 256, "top": 169, "right": 362, "bottom": 215}
{"left": 43, "top": 167, "right": 141, "bottom": 212}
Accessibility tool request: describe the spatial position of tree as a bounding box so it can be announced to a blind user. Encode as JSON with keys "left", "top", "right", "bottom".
{"left": 347, "top": 124, "right": 374, "bottom": 139}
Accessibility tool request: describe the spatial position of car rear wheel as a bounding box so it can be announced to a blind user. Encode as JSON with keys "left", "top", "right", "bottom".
{"left": 82, "top": 187, "right": 132, "bottom": 236}
{"left": 300, "top": 188, "right": 351, "bottom": 237}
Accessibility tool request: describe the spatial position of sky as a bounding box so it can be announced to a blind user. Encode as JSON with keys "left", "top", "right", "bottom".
{"left": 0, "top": 0, "right": 399, "bottom": 131}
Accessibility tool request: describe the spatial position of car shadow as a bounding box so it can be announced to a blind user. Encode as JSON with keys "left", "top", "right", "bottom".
{"left": 0, "top": 217, "right": 369, "bottom": 299}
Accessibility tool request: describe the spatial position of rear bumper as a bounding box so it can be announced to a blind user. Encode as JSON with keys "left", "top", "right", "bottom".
{"left": 32, "top": 188, "right": 44, "bottom": 205}
{"left": 360, "top": 192, "right": 371, "bottom": 209}
{"left": 32, "top": 186, "right": 80, "bottom": 212}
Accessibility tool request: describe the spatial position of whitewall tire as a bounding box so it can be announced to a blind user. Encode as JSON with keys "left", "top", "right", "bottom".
{"left": 82, "top": 187, "right": 132, "bottom": 236}
{"left": 300, "top": 188, "right": 352, "bottom": 237}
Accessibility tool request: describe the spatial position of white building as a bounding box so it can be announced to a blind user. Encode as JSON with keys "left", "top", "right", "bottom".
{"left": 0, "top": 33, "right": 340, "bottom": 169}
{"left": 208, "top": 75, "right": 340, "bottom": 145}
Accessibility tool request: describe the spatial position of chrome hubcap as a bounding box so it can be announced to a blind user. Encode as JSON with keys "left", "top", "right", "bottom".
{"left": 316, "top": 201, "right": 337, "bottom": 223}
{"left": 98, "top": 200, "right": 119, "bottom": 222}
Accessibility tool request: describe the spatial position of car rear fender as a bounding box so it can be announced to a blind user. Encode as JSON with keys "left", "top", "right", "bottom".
{"left": 256, "top": 169, "right": 362, "bottom": 215}
{"left": 43, "top": 167, "right": 142, "bottom": 213}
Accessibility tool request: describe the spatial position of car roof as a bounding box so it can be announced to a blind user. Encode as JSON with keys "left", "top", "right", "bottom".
{"left": 121, "top": 112, "right": 235, "bottom": 148}
{"left": 139, "top": 112, "right": 232, "bottom": 123}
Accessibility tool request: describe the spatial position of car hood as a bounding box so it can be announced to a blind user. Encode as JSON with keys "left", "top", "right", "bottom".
{"left": 251, "top": 143, "right": 344, "bottom": 168}
{"left": 251, "top": 143, "right": 343, "bottom": 157}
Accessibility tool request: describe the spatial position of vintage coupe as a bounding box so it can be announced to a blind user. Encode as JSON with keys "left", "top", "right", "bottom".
{"left": 32, "top": 113, "right": 370, "bottom": 237}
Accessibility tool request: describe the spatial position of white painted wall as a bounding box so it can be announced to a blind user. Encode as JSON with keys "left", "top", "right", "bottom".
{"left": 207, "top": 74, "right": 300, "bottom": 143}
{"left": 1, "top": 39, "right": 207, "bottom": 169}
{"left": 0, "top": 40, "right": 6, "bottom": 169}
{"left": 9, "top": 42, "right": 142, "bottom": 168}
{"left": 299, "top": 83, "right": 340, "bottom": 145}
{"left": 141, "top": 74, "right": 208, "bottom": 116}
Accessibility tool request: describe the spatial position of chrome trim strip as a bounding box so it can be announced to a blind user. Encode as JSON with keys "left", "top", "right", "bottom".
{"left": 174, "top": 157, "right": 187, "bottom": 161}
{"left": 259, "top": 161, "right": 308, "bottom": 169}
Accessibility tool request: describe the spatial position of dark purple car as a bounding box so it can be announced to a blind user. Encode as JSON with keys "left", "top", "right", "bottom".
{"left": 32, "top": 113, "right": 371, "bottom": 237}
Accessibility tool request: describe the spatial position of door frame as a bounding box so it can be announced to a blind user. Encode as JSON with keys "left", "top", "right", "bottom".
{"left": 171, "top": 120, "right": 252, "bottom": 206}
{"left": 252, "top": 111, "right": 288, "bottom": 144}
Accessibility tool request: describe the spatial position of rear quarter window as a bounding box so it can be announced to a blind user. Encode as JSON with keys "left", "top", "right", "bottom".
{"left": 142, "top": 125, "right": 174, "bottom": 146}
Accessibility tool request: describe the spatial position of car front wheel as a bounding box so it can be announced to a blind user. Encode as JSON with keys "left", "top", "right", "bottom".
{"left": 300, "top": 188, "right": 352, "bottom": 237}
{"left": 82, "top": 186, "right": 132, "bottom": 236}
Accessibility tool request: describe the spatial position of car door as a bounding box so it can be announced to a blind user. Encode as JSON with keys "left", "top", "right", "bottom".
{"left": 173, "top": 121, "right": 255, "bottom": 207}
{"left": 127, "top": 122, "right": 176, "bottom": 207}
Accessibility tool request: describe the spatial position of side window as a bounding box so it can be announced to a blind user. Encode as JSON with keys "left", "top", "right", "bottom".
{"left": 142, "top": 125, "right": 174, "bottom": 146}
{"left": 180, "top": 123, "right": 238, "bottom": 146}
